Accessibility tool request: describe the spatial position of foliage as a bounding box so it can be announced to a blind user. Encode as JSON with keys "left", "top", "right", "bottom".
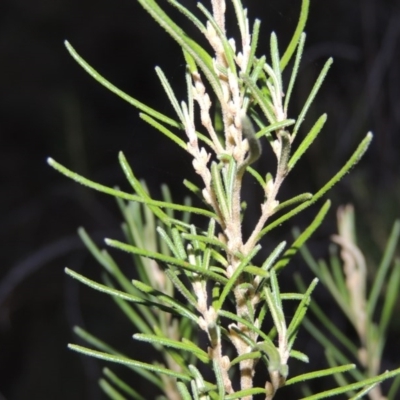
{"left": 48, "top": 0, "right": 399, "bottom": 398}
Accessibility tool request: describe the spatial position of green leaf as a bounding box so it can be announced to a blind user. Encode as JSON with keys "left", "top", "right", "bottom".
{"left": 69, "top": 344, "right": 191, "bottom": 382}
{"left": 47, "top": 157, "right": 218, "bottom": 221}
{"left": 288, "top": 114, "right": 327, "bottom": 171}
{"left": 254, "top": 339, "right": 281, "bottom": 369}
{"left": 246, "top": 166, "right": 265, "bottom": 188}
{"left": 255, "top": 119, "right": 295, "bottom": 140}
{"left": 264, "top": 280, "right": 286, "bottom": 338}
{"left": 274, "top": 200, "right": 331, "bottom": 272}
{"left": 102, "top": 273, "right": 157, "bottom": 335}
{"left": 157, "top": 226, "right": 181, "bottom": 260}
{"left": 215, "top": 244, "right": 261, "bottom": 311}
{"left": 218, "top": 309, "right": 272, "bottom": 344}
{"left": 329, "top": 247, "right": 349, "bottom": 303}
{"left": 211, "top": 162, "right": 230, "bottom": 220}
{"left": 241, "top": 115, "right": 262, "bottom": 168}
{"left": 273, "top": 193, "right": 313, "bottom": 214}
{"left": 131, "top": 280, "right": 198, "bottom": 322}
{"left": 64, "top": 41, "right": 180, "bottom": 128}
{"left": 243, "top": 266, "right": 269, "bottom": 278}
{"left": 155, "top": 66, "right": 185, "bottom": 123}
{"left": 140, "top": 113, "right": 187, "bottom": 149}
{"left": 301, "top": 318, "right": 365, "bottom": 382}
{"left": 290, "top": 350, "right": 309, "bottom": 363}
{"left": 212, "top": 358, "right": 225, "bottom": 399}
{"left": 368, "top": 220, "right": 400, "bottom": 318}
{"left": 284, "top": 32, "right": 306, "bottom": 115}
{"left": 135, "top": 0, "right": 223, "bottom": 101}
{"left": 242, "top": 74, "right": 276, "bottom": 124}
{"left": 287, "top": 278, "right": 318, "bottom": 344}
{"left": 99, "top": 379, "right": 126, "bottom": 400}
{"left": 280, "top": 0, "right": 310, "bottom": 71}
{"left": 167, "top": 0, "right": 206, "bottom": 35}
{"left": 165, "top": 269, "right": 198, "bottom": 309}
{"left": 103, "top": 368, "right": 146, "bottom": 400}
{"left": 259, "top": 133, "right": 372, "bottom": 237}
{"left": 105, "top": 238, "right": 228, "bottom": 284}
{"left": 74, "top": 326, "right": 161, "bottom": 388}
{"left": 231, "top": 0, "right": 247, "bottom": 49}
{"left": 118, "top": 152, "right": 171, "bottom": 224}
{"left": 295, "top": 274, "right": 358, "bottom": 357}
{"left": 261, "top": 241, "right": 287, "bottom": 273}
{"left": 277, "top": 130, "right": 291, "bottom": 177}
{"left": 349, "top": 383, "right": 379, "bottom": 400}
{"left": 293, "top": 58, "right": 333, "bottom": 139}
{"left": 379, "top": 257, "right": 400, "bottom": 337}
{"left": 108, "top": 290, "right": 153, "bottom": 336}
{"left": 285, "top": 364, "right": 355, "bottom": 386}
{"left": 65, "top": 268, "right": 147, "bottom": 304}
{"left": 183, "top": 179, "right": 203, "bottom": 200}
{"left": 134, "top": 333, "right": 209, "bottom": 363}
{"left": 270, "top": 32, "right": 283, "bottom": 98}
{"left": 78, "top": 227, "right": 113, "bottom": 273}
{"left": 245, "top": 19, "right": 261, "bottom": 75}
{"left": 171, "top": 227, "right": 188, "bottom": 259}
{"left": 300, "top": 367, "right": 400, "bottom": 400}
{"left": 177, "top": 381, "right": 193, "bottom": 400}
{"left": 225, "top": 388, "right": 268, "bottom": 399}
{"left": 230, "top": 351, "right": 262, "bottom": 367}
{"left": 388, "top": 373, "right": 400, "bottom": 400}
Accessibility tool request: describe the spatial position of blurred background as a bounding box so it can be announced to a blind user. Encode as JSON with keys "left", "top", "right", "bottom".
{"left": 1, "top": 0, "right": 399, "bottom": 398}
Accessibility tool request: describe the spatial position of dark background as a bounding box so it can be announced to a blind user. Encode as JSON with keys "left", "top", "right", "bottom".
{"left": 1, "top": 0, "right": 400, "bottom": 398}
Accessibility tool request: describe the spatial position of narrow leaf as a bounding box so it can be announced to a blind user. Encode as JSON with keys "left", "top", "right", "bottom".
{"left": 177, "top": 381, "right": 193, "bottom": 400}
{"left": 287, "top": 278, "right": 318, "bottom": 341}
{"left": 274, "top": 200, "right": 331, "bottom": 272}
{"left": 136, "top": 0, "right": 222, "bottom": 100}
{"left": 255, "top": 119, "right": 295, "bottom": 140}
{"left": 218, "top": 310, "right": 272, "bottom": 343}
{"left": 69, "top": 344, "right": 191, "bottom": 381}
{"left": 379, "top": 258, "right": 400, "bottom": 336}
{"left": 132, "top": 280, "right": 198, "bottom": 322}
{"left": 215, "top": 244, "right": 262, "bottom": 311}
{"left": 48, "top": 157, "right": 218, "bottom": 220}
{"left": 64, "top": 41, "right": 180, "bottom": 128}
{"left": 245, "top": 19, "right": 261, "bottom": 75}
{"left": 293, "top": 58, "right": 333, "bottom": 139}
{"left": 288, "top": 114, "right": 327, "bottom": 171}
{"left": 65, "top": 268, "right": 146, "bottom": 304}
{"left": 225, "top": 388, "right": 267, "bottom": 399}
{"left": 134, "top": 333, "right": 209, "bottom": 363}
{"left": 165, "top": 269, "right": 198, "bottom": 309}
{"left": 74, "top": 327, "right": 162, "bottom": 388}
{"left": 140, "top": 113, "right": 186, "bottom": 149}
{"left": 211, "top": 162, "right": 230, "bottom": 220}
{"left": 103, "top": 368, "right": 145, "bottom": 400}
{"left": 270, "top": 32, "right": 283, "bottom": 97}
{"left": 284, "top": 32, "right": 306, "bottom": 114}
{"left": 156, "top": 66, "right": 185, "bottom": 123}
{"left": 280, "top": 0, "right": 310, "bottom": 70}
{"left": 300, "top": 367, "right": 400, "bottom": 400}
{"left": 368, "top": 220, "right": 400, "bottom": 318}
{"left": 286, "top": 364, "right": 355, "bottom": 386}
{"left": 99, "top": 379, "right": 126, "bottom": 400}
{"left": 105, "top": 238, "right": 228, "bottom": 284}
{"left": 273, "top": 193, "right": 313, "bottom": 214}
{"left": 259, "top": 133, "right": 372, "bottom": 237}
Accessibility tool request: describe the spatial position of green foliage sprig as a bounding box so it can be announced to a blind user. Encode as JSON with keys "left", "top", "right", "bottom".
{"left": 48, "top": 0, "right": 399, "bottom": 398}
